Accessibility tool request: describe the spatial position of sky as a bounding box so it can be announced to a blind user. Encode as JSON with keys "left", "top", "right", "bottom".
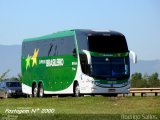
{"left": 0, "top": 0, "right": 160, "bottom": 60}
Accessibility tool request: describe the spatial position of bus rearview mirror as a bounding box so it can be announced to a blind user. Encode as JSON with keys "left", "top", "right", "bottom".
{"left": 130, "top": 50, "right": 137, "bottom": 64}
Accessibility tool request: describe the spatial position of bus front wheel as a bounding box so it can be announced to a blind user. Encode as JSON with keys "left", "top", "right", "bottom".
{"left": 74, "top": 83, "right": 80, "bottom": 97}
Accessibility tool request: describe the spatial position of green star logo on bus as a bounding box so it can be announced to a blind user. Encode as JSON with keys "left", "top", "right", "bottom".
{"left": 26, "top": 55, "right": 31, "bottom": 70}
{"left": 31, "top": 48, "right": 39, "bottom": 67}
{"left": 25, "top": 48, "right": 39, "bottom": 70}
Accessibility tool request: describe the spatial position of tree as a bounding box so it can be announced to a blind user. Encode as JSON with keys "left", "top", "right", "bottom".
{"left": 148, "top": 72, "right": 160, "bottom": 87}
{"left": 131, "top": 72, "right": 143, "bottom": 88}
{"left": 0, "top": 69, "right": 10, "bottom": 81}
{"left": 17, "top": 73, "right": 22, "bottom": 83}
{"left": 131, "top": 72, "right": 160, "bottom": 88}
{"left": 10, "top": 73, "right": 22, "bottom": 83}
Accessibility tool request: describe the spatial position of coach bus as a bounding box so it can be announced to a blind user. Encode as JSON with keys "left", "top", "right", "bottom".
{"left": 21, "top": 29, "right": 137, "bottom": 97}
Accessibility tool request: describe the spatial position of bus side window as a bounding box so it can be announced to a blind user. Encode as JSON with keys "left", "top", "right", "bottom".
{"left": 37, "top": 40, "right": 50, "bottom": 57}
{"left": 72, "top": 48, "right": 77, "bottom": 57}
{"left": 48, "top": 43, "right": 53, "bottom": 56}
{"left": 54, "top": 45, "right": 58, "bottom": 56}
{"left": 43, "top": 36, "right": 75, "bottom": 57}
{"left": 48, "top": 40, "right": 58, "bottom": 56}
{"left": 79, "top": 54, "right": 91, "bottom": 75}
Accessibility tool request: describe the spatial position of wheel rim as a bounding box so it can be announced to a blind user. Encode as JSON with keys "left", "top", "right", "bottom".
{"left": 75, "top": 85, "right": 80, "bottom": 97}
{"left": 33, "top": 87, "right": 37, "bottom": 97}
{"left": 39, "top": 87, "right": 43, "bottom": 97}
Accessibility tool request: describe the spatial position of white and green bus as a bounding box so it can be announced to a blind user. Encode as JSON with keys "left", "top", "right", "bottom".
{"left": 21, "top": 29, "right": 137, "bottom": 97}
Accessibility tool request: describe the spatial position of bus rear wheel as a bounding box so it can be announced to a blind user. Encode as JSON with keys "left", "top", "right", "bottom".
{"left": 38, "top": 83, "right": 44, "bottom": 97}
{"left": 32, "top": 84, "right": 38, "bottom": 97}
{"left": 74, "top": 83, "right": 80, "bottom": 97}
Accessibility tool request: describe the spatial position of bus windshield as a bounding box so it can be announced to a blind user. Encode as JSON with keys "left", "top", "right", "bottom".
{"left": 91, "top": 57, "right": 130, "bottom": 79}
{"left": 88, "top": 35, "right": 128, "bottom": 53}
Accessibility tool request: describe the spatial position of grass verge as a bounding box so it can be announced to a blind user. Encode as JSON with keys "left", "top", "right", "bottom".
{"left": 0, "top": 96, "right": 160, "bottom": 120}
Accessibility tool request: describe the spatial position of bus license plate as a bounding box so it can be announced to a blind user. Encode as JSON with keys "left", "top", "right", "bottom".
{"left": 108, "top": 89, "right": 116, "bottom": 93}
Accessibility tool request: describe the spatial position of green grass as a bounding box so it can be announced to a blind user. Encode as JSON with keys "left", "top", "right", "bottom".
{"left": 0, "top": 96, "right": 160, "bottom": 120}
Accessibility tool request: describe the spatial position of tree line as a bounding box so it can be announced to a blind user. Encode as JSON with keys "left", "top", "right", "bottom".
{"left": 0, "top": 70, "right": 22, "bottom": 82}
{"left": 131, "top": 72, "right": 160, "bottom": 88}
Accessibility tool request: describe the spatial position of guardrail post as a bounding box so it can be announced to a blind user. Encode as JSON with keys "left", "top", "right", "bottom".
{"left": 132, "top": 93, "right": 135, "bottom": 96}
{"left": 155, "top": 92, "right": 157, "bottom": 96}
{"left": 141, "top": 93, "right": 143, "bottom": 97}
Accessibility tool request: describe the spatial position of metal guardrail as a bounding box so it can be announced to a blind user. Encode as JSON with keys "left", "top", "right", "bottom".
{"left": 129, "top": 88, "right": 160, "bottom": 96}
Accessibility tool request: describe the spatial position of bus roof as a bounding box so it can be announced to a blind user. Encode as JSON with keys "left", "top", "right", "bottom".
{"left": 23, "top": 30, "right": 75, "bottom": 42}
{"left": 23, "top": 29, "right": 123, "bottom": 42}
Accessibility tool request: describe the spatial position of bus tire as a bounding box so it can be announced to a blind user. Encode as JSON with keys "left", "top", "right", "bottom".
{"left": 38, "top": 83, "right": 44, "bottom": 97}
{"left": 32, "top": 84, "right": 38, "bottom": 97}
{"left": 113, "top": 94, "right": 118, "bottom": 97}
{"left": 74, "top": 83, "right": 80, "bottom": 97}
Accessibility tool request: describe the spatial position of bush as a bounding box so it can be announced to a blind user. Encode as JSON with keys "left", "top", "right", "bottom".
{"left": 131, "top": 72, "right": 160, "bottom": 88}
